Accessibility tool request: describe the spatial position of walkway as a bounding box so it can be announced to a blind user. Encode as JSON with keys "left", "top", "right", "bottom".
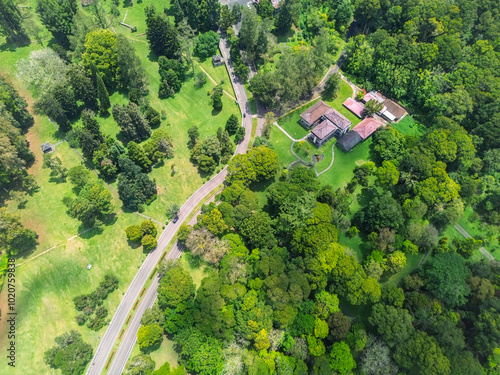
{"left": 454, "top": 224, "right": 495, "bottom": 261}
{"left": 194, "top": 61, "right": 237, "bottom": 101}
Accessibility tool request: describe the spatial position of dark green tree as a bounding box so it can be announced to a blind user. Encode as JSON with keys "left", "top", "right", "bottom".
{"left": 36, "top": 0, "right": 78, "bottom": 47}
{"left": 0, "top": 0, "right": 30, "bottom": 44}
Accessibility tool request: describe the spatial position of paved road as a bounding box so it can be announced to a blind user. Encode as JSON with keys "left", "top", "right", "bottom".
{"left": 454, "top": 224, "right": 495, "bottom": 261}
{"left": 87, "top": 33, "right": 253, "bottom": 375}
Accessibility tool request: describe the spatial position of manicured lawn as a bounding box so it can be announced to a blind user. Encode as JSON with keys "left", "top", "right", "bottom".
{"left": 293, "top": 139, "right": 317, "bottom": 161}
{"left": 317, "top": 138, "right": 374, "bottom": 189}
{"left": 268, "top": 126, "right": 296, "bottom": 167}
{"left": 314, "top": 138, "right": 335, "bottom": 173}
{"left": 277, "top": 101, "right": 315, "bottom": 140}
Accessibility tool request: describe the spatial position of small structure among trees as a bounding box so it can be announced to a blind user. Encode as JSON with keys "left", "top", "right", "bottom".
{"left": 337, "top": 117, "right": 383, "bottom": 152}
{"left": 41, "top": 142, "right": 54, "bottom": 153}
{"left": 212, "top": 55, "right": 224, "bottom": 67}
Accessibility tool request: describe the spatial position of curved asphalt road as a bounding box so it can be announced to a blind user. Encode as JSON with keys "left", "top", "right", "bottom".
{"left": 86, "top": 35, "right": 253, "bottom": 375}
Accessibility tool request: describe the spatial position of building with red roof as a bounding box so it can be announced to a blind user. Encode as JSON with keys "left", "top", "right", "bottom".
{"left": 343, "top": 97, "right": 365, "bottom": 118}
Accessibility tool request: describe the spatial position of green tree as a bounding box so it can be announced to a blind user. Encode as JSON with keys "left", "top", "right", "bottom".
{"left": 369, "top": 303, "right": 415, "bottom": 347}
{"left": 68, "top": 181, "right": 114, "bottom": 227}
{"left": 329, "top": 341, "right": 356, "bottom": 375}
{"left": 83, "top": 29, "right": 117, "bottom": 88}
{"left": 198, "top": 0, "right": 220, "bottom": 32}
{"left": 200, "top": 208, "right": 228, "bottom": 236}
{"left": 44, "top": 330, "right": 93, "bottom": 375}
{"left": 363, "top": 99, "right": 383, "bottom": 116}
{"left": 187, "top": 126, "right": 199, "bottom": 147}
{"left": 129, "top": 231, "right": 149, "bottom": 249}
{"left": 112, "top": 103, "right": 151, "bottom": 142}
{"left": 194, "top": 31, "right": 220, "bottom": 58}
{"left": 257, "top": 0, "right": 274, "bottom": 19}
{"left": 95, "top": 69, "right": 110, "bottom": 115}
{"left": 158, "top": 264, "right": 195, "bottom": 309}
{"left": 36, "top": 0, "right": 77, "bottom": 47}
{"left": 137, "top": 324, "right": 163, "bottom": 349}
{"left": 141, "top": 220, "right": 157, "bottom": 237}
{"left": 420, "top": 252, "right": 471, "bottom": 308}
{"left": 177, "top": 225, "right": 193, "bottom": 244}
{"left": 0, "top": 208, "right": 38, "bottom": 256}
{"left": 212, "top": 88, "right": 223, "bottom": 111}
{"left": 125, "top": 225, "right": 142, "bottom": 242}
{"left": 145, "top": 5, "right": 181, "bottom": 59}
{"left": 225, "top": 114, "right": 240, "bottom": 134}
{"left": 323, "top": 73, "right": 341, "bottom": 99}
{"left": 127, "top": 141, "right": 151, "bottom": 172}
{"left": 0, "top": 0, "right": 30, "bottom": 44}
{"left": 67, "top": 166, "right": 91, "bottom": 190}
{"left": 375, "top": 161, "right": 399, "bottom": 188}
{"left": 116, "top": 34, "right": 148, "bottom": 94}
{"left": 240, "top": 211, "right": 277, "bottom": 249}
{"left": 394, "top": 331, "right": 451, "bottom": 375}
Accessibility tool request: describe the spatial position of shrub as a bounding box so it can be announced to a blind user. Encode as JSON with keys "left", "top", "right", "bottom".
{"left": 142, "top": 234, "right": 157, "bottom": 250}
{"left": 126, "top": 225, "right": 143, "bottom": 242}
{"left": 141, "top": 220, "right": 157, "bottom": 237}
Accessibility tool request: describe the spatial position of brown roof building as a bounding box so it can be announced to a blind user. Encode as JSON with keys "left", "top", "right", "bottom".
{"left": 301, "top": 101, "right": 352, "bottom": 147}
{"left": 352, "top": 117, "right": 383, "bottom": 139}
{"left": 380, "top": 99, "right": 406, "bottom": 122}
{"left": 300, "top": 101, "right": 332, "bottom": 128}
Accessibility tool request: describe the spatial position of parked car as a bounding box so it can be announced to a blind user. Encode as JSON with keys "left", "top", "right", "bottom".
{"left": 173, "top": 216, "right": 179, "bottom": 223}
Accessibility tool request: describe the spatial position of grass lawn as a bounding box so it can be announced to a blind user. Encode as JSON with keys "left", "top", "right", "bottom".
{"left": 268, "top": 126, "right": 296, "bottom": 167}
{"left": 197, "top": 54, "right": 236, "bottom": 99}
{"left": 318, "top": 138, "right": 373, "bottom": 188}
{"left": 393, "top": 115, "right": 426, "bottom": 136}
{"left": 293, "top": 139, "right": 316, "bottom": 161}
{"left": 0, "top": 212, "right": 146, "bottom": 375}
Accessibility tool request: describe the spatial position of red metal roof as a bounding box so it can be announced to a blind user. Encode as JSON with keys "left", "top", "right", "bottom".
{"left": 343, "top": 98, "right": 365, "bottom": 118}
{"left": 352, "top": 117, "right": 383, "bottom": 140}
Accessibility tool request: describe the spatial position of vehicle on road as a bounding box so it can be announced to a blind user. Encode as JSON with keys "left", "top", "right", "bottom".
{"left": 243, "top": 113, "right": 246, "bottom": 118}
{"left": 173, "top": 216, "right": 179, "bottom": 223}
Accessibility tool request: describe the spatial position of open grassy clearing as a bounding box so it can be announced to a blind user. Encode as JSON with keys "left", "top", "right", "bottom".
{"left": 0, "top": 212, "right": 146, "bottom": 375}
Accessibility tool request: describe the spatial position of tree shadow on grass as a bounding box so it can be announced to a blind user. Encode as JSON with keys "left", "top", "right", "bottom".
{"left": 211, "top": 108, "right": 222, "bottom": 116}
{"left": 127, "top": 240, "right": 141, "bottom": 249}
{"left": 140, "top": 340, "right": 162, "bottom": 354}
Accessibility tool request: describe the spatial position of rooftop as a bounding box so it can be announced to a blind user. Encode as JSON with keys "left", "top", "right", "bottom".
{"left": 300, "top": 100, "right": 332, "bottom": 125}
{"left": 343, "top": 98, "right": 365, "bottom": 118}
{"left": 382, "top": 99, "right": 406, "bottom": 119}
{"left": 311, "top": 119, "right": 336, "bottom": 140}
{"left": 337, "top": 131, "right": 363, "bottom": 152}
{"left": 323, "top": 108, "right": 352, "bottom": 130}
{"left": 363, "top": 91, "right": 384, "bottom": 103}
{"left": 352, "top": 117, "right": 383, "bottom": 140}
